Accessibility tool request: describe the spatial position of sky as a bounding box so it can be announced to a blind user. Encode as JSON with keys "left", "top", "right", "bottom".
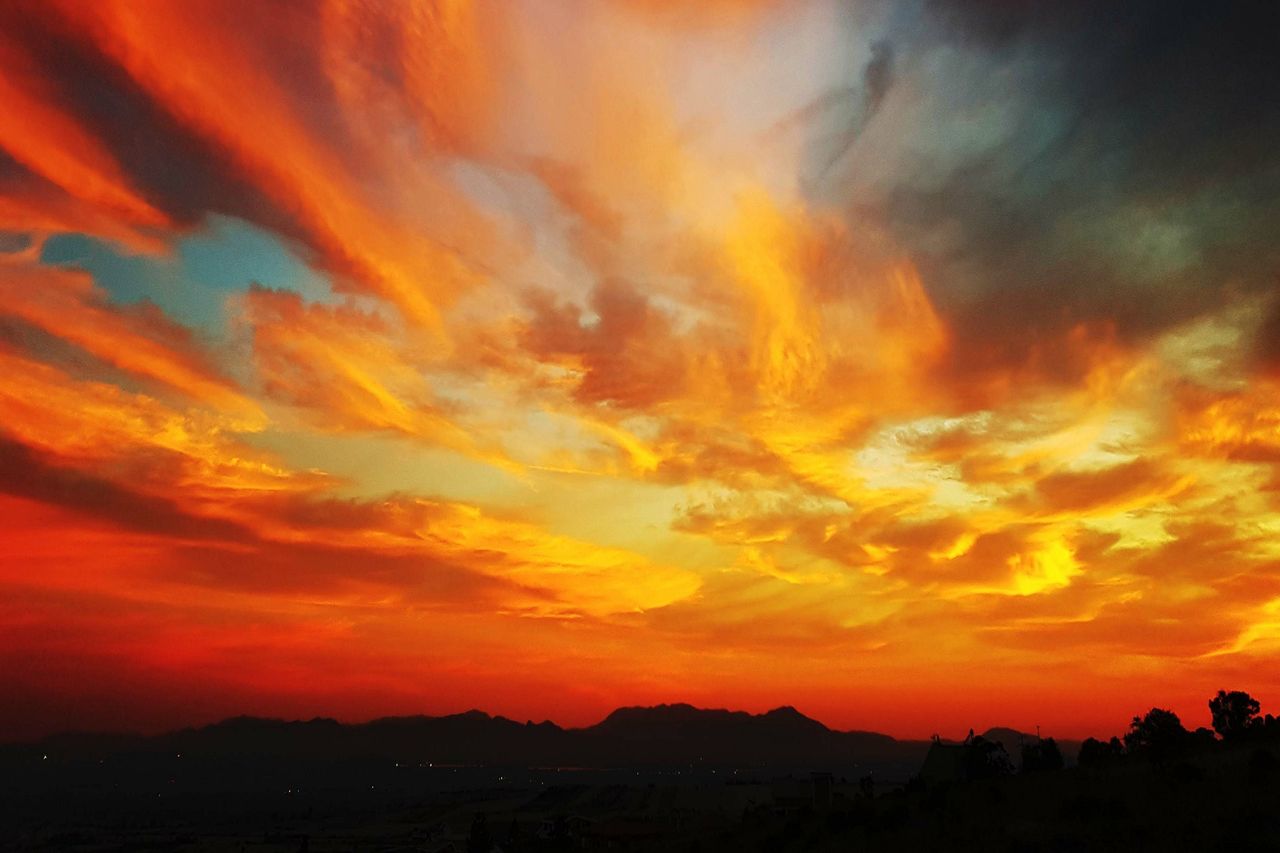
{"left": 1, "top": 0, "right": 1279, "bottom": 742}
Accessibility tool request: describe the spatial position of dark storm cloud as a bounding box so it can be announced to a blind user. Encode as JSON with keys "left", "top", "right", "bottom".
{"left": 0, "top": 5, "right": 313, "bottom": 239}
{"left": 862, "top": 39, "right": 894, "bottom": 115}
{"left": 857, "top": 0, "right": 1280, "bottom": 384}
{"left": 788, "top": 30, "right": 898, "bottom": 188}
{"left": 1254, "top": 297, "right": 1280, "bottom": 375}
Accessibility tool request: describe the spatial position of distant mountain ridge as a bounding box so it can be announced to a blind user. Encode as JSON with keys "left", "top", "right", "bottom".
{"left": 11, "top": 705, "right": 1073, "bottom": 773}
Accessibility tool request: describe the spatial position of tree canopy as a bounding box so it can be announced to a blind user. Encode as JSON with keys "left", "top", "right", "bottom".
{"left": 1123, "top": 708, "right": 1187, "bottom": 760}
{"left": 1209, "top": 690, "right": 1261, "bottom": 741}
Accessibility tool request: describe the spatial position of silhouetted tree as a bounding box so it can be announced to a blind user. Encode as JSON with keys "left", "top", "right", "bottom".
{"left": 1124, "top": 708, "right": 1187, "bottom": 762}
{"left": 1021, "top": 737, "right": 1064, "bottom": 773}
{"left": 1209, "top": 689, "right": 1261, "bottom": 740}
{"left": 963, "top": 735, "right": 1014, "bottom": 779}
{"left": 1077, "top": 736, "right": 1124, "bottom": 767}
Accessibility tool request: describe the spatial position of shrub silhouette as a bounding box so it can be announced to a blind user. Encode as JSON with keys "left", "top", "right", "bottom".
{"left": 1077, "top": 736, "right": 1124, "bottom": 767}
{"left": 1209, "top": 689, "right": 1260, "bottom": 740}
{"left": 1021, "top": 737, "right": 1063, "bottom": 773}
{"left": 962, "top": 735, "right": 1014, "bottom": 779}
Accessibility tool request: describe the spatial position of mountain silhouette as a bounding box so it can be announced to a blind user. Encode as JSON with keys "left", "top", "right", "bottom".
{"left": 12, "top": 704, "right": 930, "bottom": 774}
{"left": 973, "top": 727, "right": 1081, "bottom": 763}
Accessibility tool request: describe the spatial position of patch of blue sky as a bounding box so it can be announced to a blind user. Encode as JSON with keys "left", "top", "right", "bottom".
{"left": 38, "top": 215, "right": 337, "bottom": 331}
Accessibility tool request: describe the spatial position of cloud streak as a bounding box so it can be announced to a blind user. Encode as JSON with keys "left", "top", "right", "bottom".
{"left": 1, "top": 0, "right": 1278, "bottom": 739}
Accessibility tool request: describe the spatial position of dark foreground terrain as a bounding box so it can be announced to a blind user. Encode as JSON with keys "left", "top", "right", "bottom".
{"left": 2, "top": 704, "right": 1278, "bottom": 852}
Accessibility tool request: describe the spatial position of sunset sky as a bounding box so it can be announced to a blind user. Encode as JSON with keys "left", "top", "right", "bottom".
{"left": 2, "top": 0, "right": 1279, "bottom": 742}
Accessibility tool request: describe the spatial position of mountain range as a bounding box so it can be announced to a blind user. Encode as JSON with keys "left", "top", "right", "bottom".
{"left": 7, "top": 704, "right": 1074, "bottom": 776}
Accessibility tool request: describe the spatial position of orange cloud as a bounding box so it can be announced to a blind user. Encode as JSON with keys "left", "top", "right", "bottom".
{"left": 0, "top": 29, "right": 168, "bottom": 233}
{"left": 242, "top": 286, "right": 477, "bottom": 449}
{"left": 0, "top": 257, "right": 261, "bottom": 421}
{"left": 1177, "top": 379, "right": 1280, "bottom": 463}
{"left": 58, "top": 0, "right": 507, "bottom": 329}
{"left": 0, "top": 0, "right": 1278, "bottom": 742}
